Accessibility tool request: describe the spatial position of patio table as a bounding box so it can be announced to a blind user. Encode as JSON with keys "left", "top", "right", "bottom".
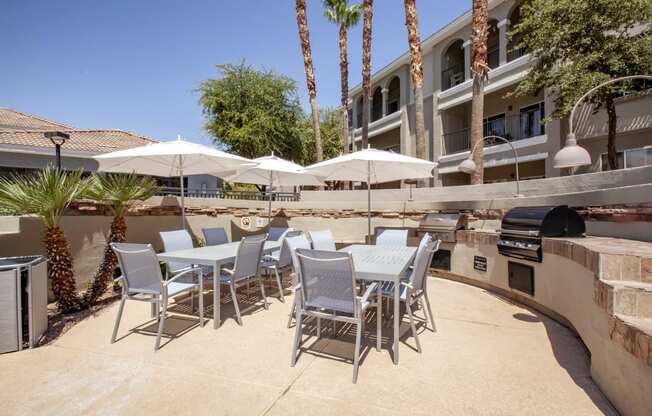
{"left": 158, "top": 240, "right": 281, "bottom": 329}
{"left": 338, "top": 244, "right": 417, "bottom": 365}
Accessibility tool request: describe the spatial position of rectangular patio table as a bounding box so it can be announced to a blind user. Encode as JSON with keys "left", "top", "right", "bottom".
{"left": 338, "top": 244, "right": 417, "bottom": 365}
{"left": 158, "top": 240, "right": 281, "bottom": 329}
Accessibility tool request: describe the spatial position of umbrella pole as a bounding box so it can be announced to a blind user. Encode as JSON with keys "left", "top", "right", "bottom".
{"left": 179, "top": 155, "right": 186, "bottom": 229}
{"left": 367, "top": 160, "right": 371, "bottom": 244}
{"left": 268, "top": 171, "right": 273, "bottom": 224}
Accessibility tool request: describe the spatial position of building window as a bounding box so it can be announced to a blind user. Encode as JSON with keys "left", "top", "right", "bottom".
{"left": 520, "top": 102, "right": 545, "bottom": 139}
{"left": 441, "top": 39, "right": 465, "bottom": 91}
{"left": 387, "top": 77, "right": 400, "bottom": 114}
{"left": 356, "top": 97, "right": 363, "bottom": 128}
{"left": 371, "top": 87, "right": 383, "bottom": 121}
{"left": 487, "top": 20, "right": 500, "bottom": 69}
{"left": 602, "top": 146, "right": 652, "bottom": 170}
{"left": 484, "top": 113, "right": 506, "bottom": 138}
{"left": 348, "top": 109, "right": 353, "bottom": 128}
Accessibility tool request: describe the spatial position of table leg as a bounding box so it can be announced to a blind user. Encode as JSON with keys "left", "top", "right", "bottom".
{"left": 376, "top": 283, "right": 381, "bottom": 352}
{"left": 393, "top": 281, "right": 400, "bottom": 365}
{"left": 213, "top": 261, "right": 220, "bottom": 329}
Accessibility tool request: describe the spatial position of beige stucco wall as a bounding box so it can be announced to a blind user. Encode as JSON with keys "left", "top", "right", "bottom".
{"left": 446, "top": 237, "right": 652, "bottom": 416}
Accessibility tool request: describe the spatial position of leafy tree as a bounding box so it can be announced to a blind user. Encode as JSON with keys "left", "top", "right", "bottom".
{"left": 512, "top": 0, "right": 652, "bottom": 169}
{"left": 0, "top": 167, "right": 91, "bottom": 313}
{"left": 323, "top": 0, "right": 362, "bottom": 155}
{"left": 83, "top": 173, "right": 158, "bottom": 305}
{"left": 298, "top": 108, "right": 343, "bottom": 165}
{"left": 198, "top": 62, "right": 305, "bottom": 161}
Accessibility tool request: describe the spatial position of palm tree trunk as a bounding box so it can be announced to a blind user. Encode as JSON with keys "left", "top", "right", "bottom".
{"left": 296, "top": 0, "right": 323, "bottom": 162}
{"left": 361, "top": 0, "right": 373, "bottom": 150}
{"left": 606, "top": 95, "right": 618, "bottom": 170}
{"left": 84, "top": 215, "right": 126, "bottom": 305}
{"left": 339, "top": 23, "right": 350, "bottom": 155}
{"left": 404, "top": 0, "right": 426, "bottom": 160}
{"left": 44, "top": 226, "right": 81, "bottom": 313}
{"left": 470, "top": 0, "right": 489, "bottom": 185}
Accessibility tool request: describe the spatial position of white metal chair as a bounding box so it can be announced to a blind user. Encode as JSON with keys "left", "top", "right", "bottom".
{"left": 110, "top": 243, "right": 204, "bottom": 350}
{"left": 376, "top": 229, "right": 408, "bottom": 246}
{"left": 284, "top": 233, "right": 312, "bottom": 327}
{"left": 378, "top": 234, "right": 440, "bottom": 352}
{"left": 261, "top": 229, "right": 301, "bottom": 303}
{"left": 291, "top": 249, "right": 379, "bottom": 383}
{"left": 268, "top": 227, "right": 289, "bottom": 241}
{"left": 308, "top": 230, "right": 336, "bottom": 251}
{"left": 202, "top": 227, "right": 228, "bottom": 246}
{"left": 220, "top": 234, "right": 268, "bottom": 325}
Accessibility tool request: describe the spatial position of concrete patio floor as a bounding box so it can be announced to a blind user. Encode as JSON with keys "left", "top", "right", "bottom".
{"left": 0, "top": 278, "right": 617, "bottom": 416}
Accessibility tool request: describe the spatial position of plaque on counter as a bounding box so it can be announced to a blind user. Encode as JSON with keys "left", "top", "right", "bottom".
{"left": 473, "top": 255, "right": 487, "bottom": 272}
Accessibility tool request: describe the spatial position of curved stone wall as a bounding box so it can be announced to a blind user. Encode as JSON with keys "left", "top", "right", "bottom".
{"left": 436, "top": 230, "right": 652, "bottom": 416}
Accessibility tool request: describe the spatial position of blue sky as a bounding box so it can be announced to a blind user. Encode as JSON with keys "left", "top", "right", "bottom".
{"left": 1, "top": 0, "right": 468, "bottom": 145}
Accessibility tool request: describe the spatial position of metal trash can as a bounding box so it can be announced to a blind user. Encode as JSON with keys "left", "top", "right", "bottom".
{"left": 0, "top": 256, "right": 48, "bottom": 353}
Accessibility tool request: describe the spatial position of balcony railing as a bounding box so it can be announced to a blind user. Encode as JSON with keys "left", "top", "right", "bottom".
{"left": 507, "top": 46, "right": 527, "bottom": 62}
{"left": 441, "top": 63, "right": 465, "bottom": 91}
{"left": 442, "top": 114, "right": 545, "bottom": 156}
{"left": 157, "top": 187, "right": 301, "bottom": 201}
{"left": 487, "top": 46, "right": 500, "bottom": 69}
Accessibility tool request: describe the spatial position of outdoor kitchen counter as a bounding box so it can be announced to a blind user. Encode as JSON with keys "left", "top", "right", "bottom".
{"left": 434, "top": 229, "right": 652, "bottom": 416}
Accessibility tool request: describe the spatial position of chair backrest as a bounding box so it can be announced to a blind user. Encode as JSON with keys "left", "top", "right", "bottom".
{"left": 111, "top": 243, "right": 163, "bottom": 294}
{"left": 409, "top": 234, "right": 441, "bottom": 292}
{"left": 159, "top": 229, "right": 194, "bottom": 273}
{"left": 277, "top": 230, "right": 302, "bottom": 268}
{"left": 376, "top": 229, "right": 408, "bottom": 247}
{"left": 284, "top": 233, "right": 312, "bottom": 286}
{"left": 232, "top": 234, "right": 267, "bottom": 281}
{"left": 308, "top": 230, "right": 336, "bottom": 251}
{"left": 268, "top": 227, "right": 289, "bottom": 241}
{"left": 295, "top": 249, "right": 357, "bottom": 315}
{"left": 202, "top": 227, "right": 228, "bottom": 246}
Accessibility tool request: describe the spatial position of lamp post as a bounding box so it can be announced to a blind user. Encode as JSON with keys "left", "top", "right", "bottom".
{"left": 458, "top": 135, "right": 523, "bottom": 197}
{"left": 44, "top": 131, "right": 70, "bottom": 170}
{"left": 553, "top": 75, "right": 652, "bottom": 169}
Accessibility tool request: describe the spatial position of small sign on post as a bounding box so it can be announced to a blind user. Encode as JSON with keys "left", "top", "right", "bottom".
{"left": 473, "top": 255, "right": 487, "bottom": 272}
{"left": 240, "top": 216, "right": 251, "bottom": 229}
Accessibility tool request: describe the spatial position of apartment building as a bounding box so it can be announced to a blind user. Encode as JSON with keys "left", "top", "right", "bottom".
{"left": 348, "top": 0, "right": 652, "bottom": 187}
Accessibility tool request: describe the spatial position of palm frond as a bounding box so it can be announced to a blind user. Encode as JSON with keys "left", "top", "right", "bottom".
{"left": 86, "top": 173, "right": 159, "bottom": 217}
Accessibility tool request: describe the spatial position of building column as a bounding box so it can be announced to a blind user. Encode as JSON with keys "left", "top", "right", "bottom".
{"left": 381, "top": 88, "right": 389, "bottom": 117}
{"left": 463, "top": 39, "right": 471, "bottom": 81}
{"left": 497, "top": 18, "right": 509, "bottom": 65}
{"left": 544, "top": 88, "right": 563, "bottom": 179}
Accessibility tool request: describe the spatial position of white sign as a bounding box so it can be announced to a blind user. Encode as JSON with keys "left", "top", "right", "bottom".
{"left": 240, "top": 216, "right": 251, "bottom": 229}
{"left": 256, "top": 217, "right": 268, "bottom": 227}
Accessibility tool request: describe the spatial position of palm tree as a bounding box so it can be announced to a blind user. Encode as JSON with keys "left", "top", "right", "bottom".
{"left": 404, "top": 0, "right": 426, "bottom": 160}
{"left": 323, "top": 0, "right": 362, "bottom": 155}
{"left": 83, "top": 173, "right": 158, "bottom": 305}
{"left": 0, "top": 167, "right": 90, "bottom": 313}
{"left": 361, "top": 0, "right": 373, "bottom": 149}
{"left": 470, "top": 0, "right": 489, "bottom": 184}
{"left": 296, "top": 0, "right": 324, "bottom": 162}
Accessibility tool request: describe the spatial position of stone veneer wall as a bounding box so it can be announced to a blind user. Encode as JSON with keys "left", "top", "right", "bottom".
{"left": 438, "top": 229, "right": 652, "bottom": 416}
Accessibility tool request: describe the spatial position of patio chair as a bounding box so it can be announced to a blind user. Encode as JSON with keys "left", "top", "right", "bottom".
{"left": 261, "top": 230, "right": 301, "bottom": 303}
{"left": 220, "top": 234, "right": 269, "bottom": 325}
{"left": 110, "top": 243, "right": 204, "bottom": 350}
{"left": 268, "top": 227, "right": 289, "bottom": 241}
{"left": 291, "top": 249, "right": 379, "bottom": 383}
{"left": 376, "top": 229, "right": 408, "bottom": 247}
{"left": 378, "top": 234, "right": 440, "bottom": 353}
{"left": 283, "top": 233, "right": 312, "bottom": 328}
{"left": 202, "top": 227, "right": 228, "bottom": 246}
{"left": 308, "top": 230, "right": 336, "bottom": 251}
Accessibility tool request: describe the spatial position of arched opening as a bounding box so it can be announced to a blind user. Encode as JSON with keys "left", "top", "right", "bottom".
{"left": 441, "top": 40, "right": 465, "bottom": 91}
{"left": 371, "top": 87, "right": 383, "bottom": 121}
{"left": 386, "top": 77, "right": 400, "bottom": 115}
{"left": 507, "top": 3, "right": 527, "bottom": 62}
{"left": 355, "top": 96, "right": 363, "bottom": 128}
{"left": 487, "top": 19, "right": 500, "bottom": 69}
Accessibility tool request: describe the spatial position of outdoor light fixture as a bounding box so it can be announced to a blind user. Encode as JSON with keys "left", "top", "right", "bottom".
{"left": 44, "top": 131, "right": 70, "bottom": 170}
{"left": 458, "top": 135, "right": 523, "bottom": 197}
{"left": 553, "top": 75, "right": 652, "bottom": 169}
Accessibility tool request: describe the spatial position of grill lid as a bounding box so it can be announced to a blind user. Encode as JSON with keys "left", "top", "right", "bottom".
{"left": 419, "top": 213, "right": 467, "bottom": 232}
{"left": 500, "top": 205, "right": 585, "bottom": 238}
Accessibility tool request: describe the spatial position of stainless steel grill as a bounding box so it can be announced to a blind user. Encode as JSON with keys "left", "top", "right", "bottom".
{"left": 417, "top": 213, "right": 467, "bottom": 243}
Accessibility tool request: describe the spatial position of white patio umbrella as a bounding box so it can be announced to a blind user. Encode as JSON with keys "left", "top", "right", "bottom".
{"left": 303, "top": 146, "right": 436, "bottom": 240}
{"left": 223, "top": 153, "right": 324, "bottom": 221}
{"left": 94, "top": 136, "right": 254, "bottom": 228}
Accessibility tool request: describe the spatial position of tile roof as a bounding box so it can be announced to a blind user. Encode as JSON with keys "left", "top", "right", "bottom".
{"left": 0, "top": 108, "right": 158, "bottom": 154}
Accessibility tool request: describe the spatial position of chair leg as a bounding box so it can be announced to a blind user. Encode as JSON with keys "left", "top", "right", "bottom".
{"left": 229, "top": 283, "right": 243, "bottom": 326}
{"left": 352, "top": 320, "right": 362, "bottom": 383}
{"left": 376, "top": 286, "right": 382, "bottom": 352}
{"left": 423, "top": 291, "right": 436, "bottom": 332}
{"left": 287, "top": 295, "right": 297, "bottom": 328}
{"left": 155, "top": 297, "right": 168, "bottom": 350}
{"left": 273, "top": 268, "right": 285, "bottom": 303}
{"left": 111, "top": 295, "right": 126, "bottom": 344}
{"left": 198, "top": 285, "right": 204, "bottom": 327}
{"left": 317, "top": 317, "right": 321, "bottom": 338}
{"left": 406, "top": 299, "right": 421, "bottom": 353}
{"left": 290, "top": 311, "right": 303, "bottom": 367}
{"left": 259, "top": 278, "right": 269, "bottom": 310}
